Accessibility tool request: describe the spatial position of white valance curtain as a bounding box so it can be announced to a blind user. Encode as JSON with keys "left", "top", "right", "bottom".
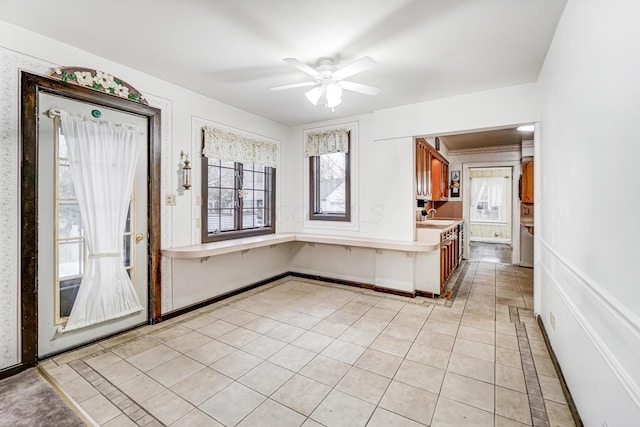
{"left": 305, "top": 128, "right": 349, "bottom": 157}
{"left": 59, "top": 111, "right": 143, "bottom": 333}
{"left": 202, "top": 126, "right": 278, "bottom": 168}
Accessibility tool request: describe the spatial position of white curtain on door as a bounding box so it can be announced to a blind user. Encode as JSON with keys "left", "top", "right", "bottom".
{"left": 470, "top": 177, "right": 506, "bottom": 223}
{"left": 59, "top": 112, "right": 143, "bottom": 333}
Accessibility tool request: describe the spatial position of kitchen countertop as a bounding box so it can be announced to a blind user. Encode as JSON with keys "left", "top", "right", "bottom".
{"left": 163, "top": 232, "right": 441, "bottom": 259}
{"left": 415, "top": 218, "right": 463, "bottom": 230}
{"left": 415, "top": 218, "right": 463, "bottom": 243}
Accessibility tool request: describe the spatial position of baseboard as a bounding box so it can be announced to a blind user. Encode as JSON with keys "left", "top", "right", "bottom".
{"left": 162, "top": 270, "right": 424, "bottom": 323}
{"left": 537, "top": 316, "right": 584, "bottom": 427}
{"left": 160, "top": 272, "right": 291, "bottom": 321}
{"left": 289, "top": 272, "right": 417, "bottom": 299}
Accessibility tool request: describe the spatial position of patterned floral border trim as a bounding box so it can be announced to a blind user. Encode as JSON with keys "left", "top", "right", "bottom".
{"left": 48, "top": 66, "right": 148, "bottom": 105}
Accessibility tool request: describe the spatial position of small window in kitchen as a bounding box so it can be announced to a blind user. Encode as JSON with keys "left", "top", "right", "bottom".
{"left": 307, "top": 128, "right": 351, "bottom": 221}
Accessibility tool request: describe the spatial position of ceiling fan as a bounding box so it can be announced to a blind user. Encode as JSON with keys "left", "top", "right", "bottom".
{"left": 270, "top": 56, "right": 381, "bottom": 110}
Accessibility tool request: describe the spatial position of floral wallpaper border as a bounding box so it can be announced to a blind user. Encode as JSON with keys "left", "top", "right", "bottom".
{"left": 49, "top": 66, "right": 148, "bottom": 105}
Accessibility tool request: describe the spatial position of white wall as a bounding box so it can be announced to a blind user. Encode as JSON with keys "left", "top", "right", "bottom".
{"left": 0, "top": 20, "right": 289, "bottom": 370}
{"left": 373, "top": 83, "right": 538, "bottom": 141}
{"left": 537, "top": 0, "right": 640, "bottom": 424}
{"left": 288, "top": 116, "right": 416, "bottom": 242}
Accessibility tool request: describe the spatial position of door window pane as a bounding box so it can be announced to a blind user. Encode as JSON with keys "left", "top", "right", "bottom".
{"left": 58, "top": 162, "right": 75, "bottom": 198}
{"left": 59, "top": 278, "right": 81, "bottom": 318}
{"left": 58, "top": 240, "right": 84, "bottom": 278}
{"left": 59, "top": 202, "right": 82, "bottom": 238}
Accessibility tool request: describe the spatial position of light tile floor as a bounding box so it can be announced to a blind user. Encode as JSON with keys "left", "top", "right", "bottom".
{"left": 41, "top": 263, "right": 576, "bottom": 426}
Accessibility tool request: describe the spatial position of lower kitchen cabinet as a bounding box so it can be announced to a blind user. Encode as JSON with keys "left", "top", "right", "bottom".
{"left": 439, "top": 222, "right": 463, "bottom": 293}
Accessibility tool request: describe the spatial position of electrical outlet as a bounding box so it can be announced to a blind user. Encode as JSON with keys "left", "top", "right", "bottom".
{"left": 165, "top": 194, "right": 176, "bottom": 206}
{"left": 550, "top": 312, "right": 556, "bottom": 331}
{"left": 195, "top": 218, "right": 200, "bottom": 229}
{"left": 195, "top": 195, "right": 201, "bottom": 206}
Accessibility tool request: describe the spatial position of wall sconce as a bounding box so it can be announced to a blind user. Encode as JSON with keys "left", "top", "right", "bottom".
{"left": 180, "top": 151, "right": 191, "bottom": 190}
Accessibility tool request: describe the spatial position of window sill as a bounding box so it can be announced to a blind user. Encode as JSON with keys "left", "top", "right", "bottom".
{"left": 308, "top": 214, "right": 350, "bottom": 222}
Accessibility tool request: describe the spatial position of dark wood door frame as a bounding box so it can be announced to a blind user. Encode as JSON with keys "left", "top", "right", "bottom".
{"left": 12, "top": 71, "right": 162, "bottom": 375}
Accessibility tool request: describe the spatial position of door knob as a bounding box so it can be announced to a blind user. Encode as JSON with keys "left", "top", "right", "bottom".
{"left": 135, "top": 233, "right": 145, "bottom": 243}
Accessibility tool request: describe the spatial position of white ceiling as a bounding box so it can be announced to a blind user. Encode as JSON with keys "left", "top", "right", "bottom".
{"left": 0, "top": 0, "right": 566, "bottom": 126}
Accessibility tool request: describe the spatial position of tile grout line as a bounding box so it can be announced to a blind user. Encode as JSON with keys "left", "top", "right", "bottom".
{"left": 510, "top": 306, "right": 550, "bottom": 427}
{"left": 68, "top": 358, "right": 165, "bottom": 427}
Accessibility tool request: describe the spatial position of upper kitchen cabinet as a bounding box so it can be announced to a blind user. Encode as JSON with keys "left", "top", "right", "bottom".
{"left": 416, "top": 138, "right": 449, "bottom": 201}
{"left": 521, "top": 156, "right": 534, "bottom": 203}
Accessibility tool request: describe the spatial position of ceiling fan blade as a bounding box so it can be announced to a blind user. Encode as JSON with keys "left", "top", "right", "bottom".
{"left": 283, "top": 58, "right": 322, "bottom": 78}
{"left": 270, "top": 81, "right": 317, "bottom": 91}
{"left": 333, "top": 56, "right": 377, "bottom": 80}
{"left": 340, "top": 81, "right": 381, "bottom": 96}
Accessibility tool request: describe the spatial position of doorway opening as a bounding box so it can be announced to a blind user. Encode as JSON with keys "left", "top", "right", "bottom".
{"left": 469, "top": 167, "right": 512, "bottom": 243}
{"left": 467, "top": 166, "right": 513, "bottom": 263}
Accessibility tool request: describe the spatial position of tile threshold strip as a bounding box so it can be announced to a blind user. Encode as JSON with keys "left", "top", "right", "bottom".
{"left": 509, "top": 306, "right": 550, "bottom": 427}
{"left": 68, "top": 358, "right": 163, "bottom": 427}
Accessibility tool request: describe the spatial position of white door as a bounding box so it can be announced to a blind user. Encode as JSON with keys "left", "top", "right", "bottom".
{"left": 37, "top": 93, "right": 148, "bottom": 357}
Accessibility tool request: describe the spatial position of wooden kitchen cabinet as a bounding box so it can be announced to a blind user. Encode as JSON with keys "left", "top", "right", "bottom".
{"left": 439, "top": 222, "right": 463, "bottom": 293}
{"left": 416, "top": 140, "right": 430, "bottom": 197}
{"left": 521, "top": 157, "right": 534, "bottom": 203}
{"left": 416, "top": 138, "right": 449, "bottom": 201}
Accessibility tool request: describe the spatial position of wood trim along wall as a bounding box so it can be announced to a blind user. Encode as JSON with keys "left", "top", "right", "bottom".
{"left": 16, "top": 71, "right": 162, "bottom": 374}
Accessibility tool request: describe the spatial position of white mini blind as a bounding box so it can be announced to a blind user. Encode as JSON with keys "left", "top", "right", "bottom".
{"left": 305, "top": 128, "right": 349, "bottom": 157}
{"left": 203, "top": 126, "right": 278, "bottom": 168}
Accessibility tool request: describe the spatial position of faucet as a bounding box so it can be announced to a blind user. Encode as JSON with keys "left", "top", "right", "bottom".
{"left": 421, "top": 208, "right": 437, "bottom": 220}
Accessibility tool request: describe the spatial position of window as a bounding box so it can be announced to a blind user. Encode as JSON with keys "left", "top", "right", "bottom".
{"left": 201, "top": 158, "right": 275, "bottom": 242}
{"left": 470, "top": 176, "right": 508, "bottom": 223}
{"left": 200, "top": 125, "right": 278, "bottom": 242}
{"left": 307, "top": 129, "right": 351, "bottom": 222}
{"left": 309, "top": 151, "right": 350, "bottom": 220}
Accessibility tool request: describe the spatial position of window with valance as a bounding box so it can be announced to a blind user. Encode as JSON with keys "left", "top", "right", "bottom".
{"left": 201, "top": 126, "right": 278, "bottom": 242}
{"left": 306, "top": 128, "right": 351, "bottom": 221}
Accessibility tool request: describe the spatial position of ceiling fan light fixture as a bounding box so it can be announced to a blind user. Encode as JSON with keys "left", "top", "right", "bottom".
{"left": 279, "top": 56, "right": 378, "bottom": 111}
{"left": 325, "top": 83, "right": 342, "bottom": 108}
{"left": 305, "top": 86, "right": 323, "bottom": 105}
